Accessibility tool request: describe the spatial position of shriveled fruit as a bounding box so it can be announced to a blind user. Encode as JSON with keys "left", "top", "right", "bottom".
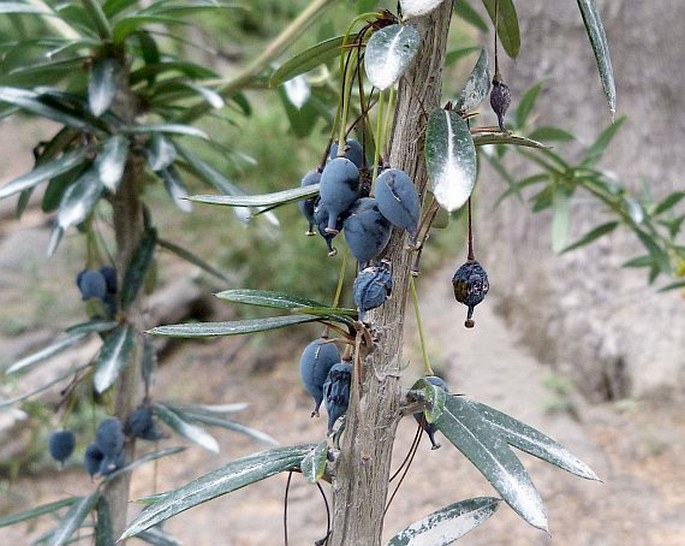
{"left": 452, "top": 260, "right": 489, "bottom": 328}
{"left": 323, "top": 362, "right": 352, "bottom": 433}
{"left": 318, "top": 157, "right": 360, "bottom": 234}
{"left": 329, "top": 139, "right": 364, "bottom": 169}
{"left": 48, "top": 429, "right": 76, "bottom": 464}
{"left": 374, "top": 168, "right": 421, "bottom": 238}
{"left": 76, "top": 269, "right": 107, "bottom": 301}
{"left": 343, "top": 197, "right": 391, "bottom": 265}
{"left": 297, "top": 168, "right": 321, "bottom": 235}
{"left": 299, "top": 338, "right": 341, "bottom": 417}
{"left": 353, "top": 261, "right": 393, "bottom": 320}
{"left": 490, "top": 77, "right": 511, "bottom": 130}
{"left": 413, "top": 375, "right": 448, "bottom": 449}
{"left": 126, "top": 405, "right": 164, "bottom": 441}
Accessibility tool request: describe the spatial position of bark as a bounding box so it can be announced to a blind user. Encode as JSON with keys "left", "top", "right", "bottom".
{"left": 328, "top": 3, "right": 453, "bottom": 545}
{"left": 474, "top": 1, "right": 685, "bottom": 401}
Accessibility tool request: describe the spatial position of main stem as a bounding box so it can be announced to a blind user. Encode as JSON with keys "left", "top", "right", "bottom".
{"left": 328, "top": 4, "right": 453, "bottom": 545}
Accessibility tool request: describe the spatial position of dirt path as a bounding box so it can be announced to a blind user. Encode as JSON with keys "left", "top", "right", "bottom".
{"left": 1, "top": 254, "right": 684, "bottom": 545}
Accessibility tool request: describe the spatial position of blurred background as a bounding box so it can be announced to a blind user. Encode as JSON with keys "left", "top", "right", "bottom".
{"left": 1, "top": 1, "right": 683, "bottom": 544}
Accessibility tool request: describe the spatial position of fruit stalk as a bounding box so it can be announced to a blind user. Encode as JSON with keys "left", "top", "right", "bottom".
{"left": 327, "top": 3, "right": 454, "bottom": 544}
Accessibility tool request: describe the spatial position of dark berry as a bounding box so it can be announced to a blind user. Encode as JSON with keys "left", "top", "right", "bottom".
{"left": 125, "top": 405, "right": 164, "bottom": 442}
{"left": 95, "top": 417, "right": 125, "bottom": 458}
{"left": 76, "top": 269, "right": 107, "bottom": 301}
{"left": 84, "top": 442, "right": 105, "bottom": 477}
{"left": 413, "top": 375, "right": 448, "bottom": 449}
{"left": 314, "top": 202, "right": 344, "bottom": 256}
{"left": 452, "top": 260, "right": 489, "bottom": 328}
{"left": 323, "top": 362, "right": 352, "bottom": 433}
{"left": 374, "top": 168, "right": 421, "bottom": 238}
{"left": 48, "top": 429, "right": 76, "bottom": 464}
{"left": 353, "top": 261, "right": 393, "bottom": 320}
{"left": 343, "top": 197, "right": 391, "bottom": 266}
{"left": 299, "top": 338, "right": 341, "bottom": 417}
{"left": 99, "top": 266, "right": 117, "bottom": 295}
{"left": 318, "top": 157, "right": 360, "bottom": 234}
{"left": 99, "top": 451, "right": 125, "bottom": 476}
{"left": 329, "top": 139, "right": 364, "bottom": 169}
{"left": 298, "top": 169, "right": 322, "bottom": 235}
{"left": 490, "top": 78, "right": 511, "bottom": 131}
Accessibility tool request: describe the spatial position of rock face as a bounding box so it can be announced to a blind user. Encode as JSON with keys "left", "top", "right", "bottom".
{"left": 474, "top": 1, "right": 685, "bottom": 400}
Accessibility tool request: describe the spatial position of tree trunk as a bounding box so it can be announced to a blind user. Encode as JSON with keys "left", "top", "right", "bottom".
{"left": 328, "top": 3, "right": 453, "bottom": 545}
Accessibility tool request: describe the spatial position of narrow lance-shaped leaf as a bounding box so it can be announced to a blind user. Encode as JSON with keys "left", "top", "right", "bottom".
{"left": 5, "top": 331, "right": 89, "bottom": 376}
{"left": 386, "top": 497, "right": 501, "bottom": 546}
{"left": 153, "top": 402, "right": 219, "bottom": 453}
{"left": 577, "top": 0, "right": 616, "bottom": 116}
{"left": 188, "top": 183, "right": 319, "bottom": 210}
{"left": 561, "top": 221, "right": 619, "bottom": 254}
{"left": 94, "top": 323, "right": 136, "bottom": 394}
{"left": 0, "top": 87, "right": 91, "bottom": 128}
{"left": 56, "top": 166, "right": 104, "bottom": 230}
{"left": 120, "top": 226, "right": 158, "bottom": 309}
{"left": 472, "top": 131, "right": 549, "bottom": 150}
{"left": 435, "top": 396, "right": 548, "bottom": 531}
{"left": 469, "top": 400, "right": 600, "bottom": 481}
{"left": 214, "top": 288, "right": 326, "bottom": 310}
{"left": 270, "top": 35, "right": 345, "bottom": 88}
{"left": 455, "top": 48, "right": 491, "bottom": 114}
{"left": 147, "top": 314, "right": 324, "bottom": 338}
{"left": 125, "top": 123, "right": 208, "bottom": 139}
{"left": 481, "top": 0, "right": 521, "bottom": 58}
{"left": 146, "top": 134, "right": 177, "bottom": 172}
{"left": 300, "top": 440, "right": 328, "bottom": 484}
{"left": 364, "top": 24, "right": 420, "bottom": 91}
{"left": 121, "top": 444, "right": 316, "bottom": 540}
{"left": 89, "top": 57, "right": 119, "bottom": 116}
{"left": 177, "top": 412, "right": 277, "bottom": 446}
{"left": 0, "top": 148, "right": 88, "bottom": 200}
{"left": 425, "top": 108, "right": 477, "bottom": 212}
{"left": 51, "top": 491, "right": 102, "bottom": 546}
{"left": 96, "top": 134, "right": 128, "bottom": 191}
{"left": 0, "top": 497, "right": 78, "bottom": 528}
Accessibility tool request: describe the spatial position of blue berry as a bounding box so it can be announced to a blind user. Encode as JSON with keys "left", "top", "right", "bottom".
{"left": 353, "top": 261, "right": 393, "bottom": 320}
{"left": 48, "top": 429, "right": 76, "bottom": 464}
{"left": 490, "top": 78, "right": 511, "bottom": 131}
{"left": 319, "top": 157, "right": 360, "bottom": 234}
{"left": 343, "top": 197, "right": 391, "bottom": 265}
{"left": 125, "top": 405, "right": 164, "bottom": 442}
{"left": 452, "top": 260, "right": 489, "bottom": 328}
{"left": 413, "top": 375, "right": 448, "bottom": 449}
{"left": 99, "top": 451, "right": 126, "bottom": 476}
{"left": 323, "top": 362, "right": 352, "bottom": 432}
{"left": 95, "top": 417, "right": 125, "bottom": 458}
{"left": 374, "top": 168, "right": 421, "bottom": 238}
{"left": 299, "top": 338, "right": 341, "bottom": 417}
{"left": 298, "top": 169, "right": 321, "bottom": 235}
{"left": 329, "top": 139, "right": 364, "bottom": 169}
{"left": 76, "top": 269, "right": 107, "bottom": 301}
{"left": 84, "top": 442, "right": 105, "bottom": 477}
{"left": 314, "top": 202, "right": 344, "bottom": 256}
{"left": 99, "top": 266, "right": 117, "bottom": 295}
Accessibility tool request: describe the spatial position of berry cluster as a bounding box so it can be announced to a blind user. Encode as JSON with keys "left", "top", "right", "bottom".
{"left": 76, "top": 265, "right": 118, "bottom": 318}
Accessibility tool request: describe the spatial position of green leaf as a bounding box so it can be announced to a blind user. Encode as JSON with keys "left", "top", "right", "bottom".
{"left": 482, "top": 0, "right": 521, "bottom": 58}
{"left": 5, "top": 331, "right": 88, "bottom": 376}
{"left": 411, "top": 377, "right": 447, "bottom": 424}
{"left": 453, "top": 1, "right": 489, "bottom": 32}
{"left": 147, "top": 314, "right": 323, "bottom": 338}
{"left": 96, "top": 134, "right": 129, "bottom": 191}
{"left": 0, "top": 148, "right": 88, "bottom": 200}
{"left": 157, "top": 237, "right": 230, "bottom": 283}
{"left": 52, "top": 491, "right": 102, "bottom": 546}
{"left": 300, "top": 440, "right": 328, "bottom": 484}
{"left": 473, "top": 131, "right": 549, "bottom": 150}
{"left": 582, "top": 116, "right": 626, "bottom": 167}
{"left": 121, "top": 444, "right": 316, "bottom": 540}
{"left": 515, "top": 81, "right": 544, "bottom": 128}
{"left": 214, "top": 288, "right": 326, "bottom": 310}
{"left": 0, "top": 3, "right": 52, "bottom": 15}
{"left": 658, "top": 279, "right": 685, "bottom": 293}
{"left": 120, "top": 226, "right": 158, "bottom": 309}
{"left": 425, "top": 108, "right": 477, "bottom": 212}
{"left": 183, "top": 82, "right": 224, "bottom": 109}
{"left": 561, "top": 221, "right": 619, "bottom": 254}
{"left": 0, "top": 497, "right": 78, "bottom": 528}
{"left": 188, "top": 183, "right": 319, "bottom": 210}
{"left": 435, "top": 396, "right": 548, "bottom": 531}
{"left": 277, "top": 84, "right": 319, "bottom": 139}
{"left": 94, "top": 323, "right": 136, "bottom": 394}
{"left": 95, "top": 497, "right": 114, "bottom": 546}
{"left": 89, "top": 57, "right": 119, "bottom": 116}
{"left": 153, "top": 402, "right": 219, "bottom": 453}
{"left": 135, "top": 526, "right": 182, "bottom": 546}
{"left": 270, "top": 35, "right": 344, "bottom": 88}
{"left": 174, "top": 411, "right": 277, "bottom": 446}
{"left": 469, "top": 400, "right": 600, "bottom": 481}
{"left": 454, "top": 48, "right": 491, "bottom": 114}
{"left": 0, "top": 86, "right": 91, "bottom": 128}
{"left": 444, "top": 46, "right": 482, "bottom": 66}
{"left": 652, "top": 191, "right": 685, "bottom": 216}
{"left": 113, "top": 15, "right": 189, "bottom": 44}
{"left": 551, "top": 187, "right": 571, "bottom": 253}
{"left": 146, "top": 134, "right": 177, "bottom": 172}
{"left": 159, "top": 166, "right": 192, "bottom": 212}
{"left": 56, "top": 166, "right": 104, "bottom": 230}
{"left": 125, "top": 123, "right": 208, "bottom": 139}
{"left": 577, "top": 0, "right": 616, "bottom": 116}
{"left": 364, "top": 24, "right": 420, "bottom": 91}
{"left": 636, "top": 229, "right": 671, "bottom": 275}
{"left": 527, "top": 126, "right": 575, "bottom": 143}
{"left": 65, "top": 319, "right": 118, "bottom": 335}
{"left": 386, "top": 497, "right": 501, "bottom": 546}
